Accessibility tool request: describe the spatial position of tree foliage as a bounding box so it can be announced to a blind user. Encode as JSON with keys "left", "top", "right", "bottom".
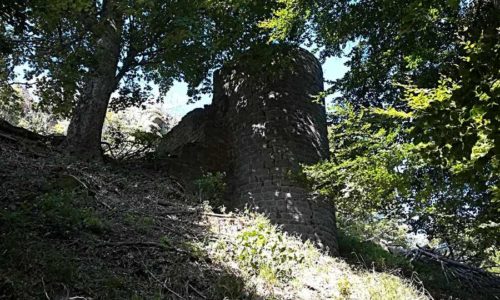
{"left": 261, "top": 0, "right": 463, "bottom": 108}
{"left": 2, "top": 0, "right": 284, "bottom": 158}
{"left": 261, "top": 0, "right": 500, "bottom": 264}
{"left": 405, "top": 5, "right": 499, "bottom": 198}
{"left": 305, "top": 103, "right": 496, "bottom": 263}
{"left": 12, "top": 0, "right": 275, "bottom": 114}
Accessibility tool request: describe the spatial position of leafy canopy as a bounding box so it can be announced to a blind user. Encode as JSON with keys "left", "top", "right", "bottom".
{"left": 3, "top": 0, "right": 283, "bottom": 116}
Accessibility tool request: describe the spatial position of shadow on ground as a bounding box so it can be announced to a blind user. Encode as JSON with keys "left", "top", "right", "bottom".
{"left": 0, "top": 132, "right": 258, "bottom": 299}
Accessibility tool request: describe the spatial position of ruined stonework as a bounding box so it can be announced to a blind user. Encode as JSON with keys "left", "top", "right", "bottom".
{"left": 157, "top": 47, "right": 338, "bottom": 253}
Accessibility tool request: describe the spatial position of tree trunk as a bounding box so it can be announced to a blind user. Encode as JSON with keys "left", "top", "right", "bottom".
{"left": 65, "top": 13, "right": 122, "bottom": 160}
{"left": 65, "top": 75, "right": 118, "bottom": 160}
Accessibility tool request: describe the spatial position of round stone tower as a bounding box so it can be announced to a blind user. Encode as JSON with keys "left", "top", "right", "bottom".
{"left": 213, "top": 46, "right": 338, "bottom": 253}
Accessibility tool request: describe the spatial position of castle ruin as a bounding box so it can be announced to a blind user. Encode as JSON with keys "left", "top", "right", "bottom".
{"left": 157, "top": 46, "right": 338, "bottom": 254}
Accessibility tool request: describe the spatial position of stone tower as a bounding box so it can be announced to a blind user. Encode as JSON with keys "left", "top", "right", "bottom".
{"left": 157, "top": 46, "right": 338, "bottom": 253}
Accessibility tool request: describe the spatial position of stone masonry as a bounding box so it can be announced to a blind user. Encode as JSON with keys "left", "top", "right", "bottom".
{"left": 157, "top": 46, "right": 338, "bottom": 254}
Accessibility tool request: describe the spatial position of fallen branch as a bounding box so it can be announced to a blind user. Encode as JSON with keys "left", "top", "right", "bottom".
{"left": 157, "top": 199, "right": 174, "bottom": 207}
{"left": 0, "top": 120, "right": 45, "bottom": 141}
{"left": 160, "top": 207, "right": 236, "bottom": 219}
{"left": 41, "top": 277, "right": 50, "bottom": 300}
{"left": 188, "top": 283, "right": 206, "bottom": 299}
{"left": 0, "top": 132, "right": 18, "bottom": 142}
{"left": 145, "top": 269, "right": 186, "bottom": 300}
{"left": 95, "top": 241, "right": 191, "bottom": 255}
{"left": 0, "top": 119, "right": 65, "bottom": 146}
{"left": 406, "top": 246, "right": 500, "bottom": 295}
{"left": 66, "top": 174, "right": 89, "bottom": 190}
{"left": 202, "top": 212, "right": 236, "bottom": 219}
{"left": 96, "top": 241, "right": 164, "bottom": 248}
{"left": 96, "top": 199, "right": 112, "bottom": 210}
{"left": 163, "top": 208, "right": 201, "bottom": 215}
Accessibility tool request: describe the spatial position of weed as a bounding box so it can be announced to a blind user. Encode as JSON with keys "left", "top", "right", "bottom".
{"left": 337, "top": 230, "right": 472, "bottom": 298}
{"left": 231, "top": 214, "right": 306, "bottom": 282}
{"left": 40, "top": 246, "right": 77, "bottom": 283}
{"left": 258, "top": 265, "right": 278, "bottom": 285}
{"left": 124, "top": 212, "right": 154, "bottom": 233}
{"left": 181, "top": 241, "right": 206, "bottom": 260}
{"left": 83, "top": 215, "right": 108, "bottom": 234}
{"left": 364, "top": 273, "right": 420, "bottom": 300}
{"left": 193, "top": 172, "right": 226, "bottom": 208}
{"left": 337, "top": 276, "right": 351, "bottom": 298}
{"left": 159, "top": 235, "right": 172, "bottom": 247}
{"left": 103, "top": 275, "right": 126, "bottom": 290}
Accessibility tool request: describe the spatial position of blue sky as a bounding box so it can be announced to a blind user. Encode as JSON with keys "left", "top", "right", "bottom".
{"left": 161, "top": 54, "right": 350, "bottom": 119}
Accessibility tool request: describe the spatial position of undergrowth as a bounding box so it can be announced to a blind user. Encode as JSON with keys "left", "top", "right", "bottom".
{"left": 337, "top": 231, "right": 487, "bottom": 299}
{"left": 0, "top": 189, "right": 475, "bottom": 299}
{"left": 0, "top": 190, "right": 109, "bottom": 298}
{"left": 206, "top": 212, "right": 429, "bottom": 300}
{"left": 1, "top": 190, "right": 107, "bottom": 237}
{"left": 0, "top": 168, "right": 478, "bottom": 299}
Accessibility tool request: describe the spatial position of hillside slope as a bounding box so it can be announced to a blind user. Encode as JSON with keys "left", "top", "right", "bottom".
{"left": 0, "top": 126, "right": 455, "bottom": 299}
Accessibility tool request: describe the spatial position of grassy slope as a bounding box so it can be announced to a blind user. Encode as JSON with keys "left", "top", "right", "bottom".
{"left": 206, "top": 213, "right": 428, "bottom": 300}
{"left": 0, "top": 132, "right": 476, "bottom": 299}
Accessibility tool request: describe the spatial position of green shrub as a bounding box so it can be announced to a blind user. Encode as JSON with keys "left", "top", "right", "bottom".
{"left": 38, "top": 191, "right": 106, "bottom": 236}
{"left": 208, "top": 213, "right": 315, "bottom": 288}
{"left": 337, "top": 276, "right": 352, "bottom": 298}
{"left": 39, "top": 191, "right": 87, "bottom": 232}
{"left": 213, "top": 274, "right": 250, "bottom": 300}
{"left": 193, "top": 172, "right": 226, "bottom": 208}
{"left": 181, "top": 241, "right": 206, "bottom": 260}
{"left": 337, "top": 230, "right": 412, "bottom": 271}
{"left": 337, "top": 229, "right": 478, "bottom": 299}
{"left": 338, "top": 214, "right": 410, "bottom": 248}
{"left": 83, "top": 215, "right": 108, "bottom": 234}
{"left": 159, "top": 235, "right": 172, "bottom": 247}
{"left": 233, "top": 215, "right": 306, "bottom": 282}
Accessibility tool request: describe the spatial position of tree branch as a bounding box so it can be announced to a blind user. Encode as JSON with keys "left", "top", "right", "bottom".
{"left": 115, "top": 47, "right": 137, "bottom": 81}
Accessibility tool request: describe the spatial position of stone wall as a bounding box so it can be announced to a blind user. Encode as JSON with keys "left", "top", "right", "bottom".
{"left": 157, "top": 46, "right": 337, "bottom": 254}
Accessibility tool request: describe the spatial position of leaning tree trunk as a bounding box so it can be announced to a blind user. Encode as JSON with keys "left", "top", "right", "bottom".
{"left": 65, "top": 75, "right": 118, "bottom": 160}
{"left": 65, "top": 19, "right": 122, "bottom": 160}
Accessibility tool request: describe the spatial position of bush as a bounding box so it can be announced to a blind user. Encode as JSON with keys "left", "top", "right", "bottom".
{"left": 0, "top": 84, "right": 23, "bottom": 124}
{"left": 193, "top": 172, "right": 226, "bottom": 208}
{"left": 233, "top": 215, "right": 305, "bottom": 282}
{"left": 337, "top": 230, "right": 413, "bottom": 271}
{"left": 338, "top": 214, "right": 411, "bottom": 249}
{"left": 101, "top": 107, "right": 173, "bottom": 160}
